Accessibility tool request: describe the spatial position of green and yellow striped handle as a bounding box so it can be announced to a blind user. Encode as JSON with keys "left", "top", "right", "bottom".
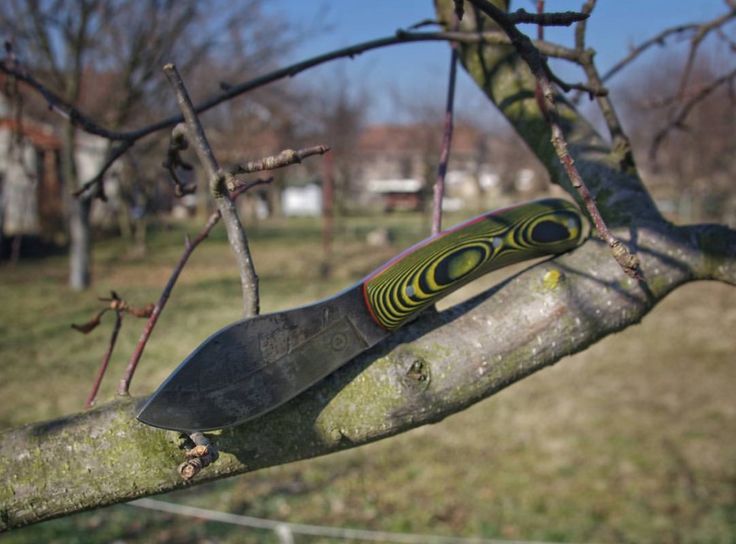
{"left": 362, "top": 198, "right": 585, "bottom": 330}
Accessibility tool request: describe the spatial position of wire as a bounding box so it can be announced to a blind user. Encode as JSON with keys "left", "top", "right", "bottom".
{"left": 129, "top": 498, "right": 573, "bottom": 544}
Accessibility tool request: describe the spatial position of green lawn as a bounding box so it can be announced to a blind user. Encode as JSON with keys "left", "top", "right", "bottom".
{"left": 1, "top": 213, "right": 735, "bottom": 543}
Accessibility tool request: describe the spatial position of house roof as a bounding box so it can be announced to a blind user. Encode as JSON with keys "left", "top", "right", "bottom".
{"left": 0, "top": 118, "right": 61, "bottom": 149}
{"left": 357, "top": 123, "right": 487, "bottom": 156}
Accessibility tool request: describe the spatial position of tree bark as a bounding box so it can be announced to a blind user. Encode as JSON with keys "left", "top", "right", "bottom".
{"left": 1, "top": 1, "right": 735, "bottom": 531}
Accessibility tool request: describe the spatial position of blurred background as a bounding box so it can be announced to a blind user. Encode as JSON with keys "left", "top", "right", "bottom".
{"left": 0, "top": 1, "right": 735, "bottom": 542}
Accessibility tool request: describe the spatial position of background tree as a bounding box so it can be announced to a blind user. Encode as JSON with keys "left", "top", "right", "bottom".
{"left": 0, "top": 0, "right": 296, "bottom": 288}
{"left": 617, "top": 53, "right": 736, "bottom": 224}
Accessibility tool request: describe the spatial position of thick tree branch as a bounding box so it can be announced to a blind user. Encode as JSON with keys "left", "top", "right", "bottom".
{"left": 462, "top": 0, "right": 640, "bottom": 277}
{"left": 437, "top": 0, "right": 661, "bottom": 225}
{"left": 2, "top": 219, "right": 734, "bottom": 530}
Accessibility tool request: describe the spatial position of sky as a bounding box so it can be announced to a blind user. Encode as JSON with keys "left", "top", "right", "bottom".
{"left": 265, "top": 1, "right": 735, "bottom": 125}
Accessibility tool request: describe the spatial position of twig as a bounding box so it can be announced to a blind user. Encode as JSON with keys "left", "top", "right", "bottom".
{"left": 599, "top": 24, "right": 698, "bottom": 84}
{"left": 229, "top": 176, "right": 274, "bottom": 200}
{"left": 117, "top": 211, "right": 221, "bottom": 396}
{"left": 506, "top": 8, "right": 588, "bottom": 26}
{"left": 70, "top": 291, "right": 153, "bottom": 404}
{"left": 85, "top": 310, "right": 123, "bottom": 408}
{"left": 229, "top": 145, "right": 330, "bottom": 179}
{"left": 164, "top": 63, "right": 259, "bottom": 317}
{"left": 675, "top": 7, "right": 736, "bottom": 100}
{"left": 573, "top": 0, "right": 636, "bottom": 172}
{"left": 599, "top": 7, "right": 735, "bottom": 85}
{"left": 72, "top": 141, "right": 134, "bottom": 198}
{"left": 467, "top": 0, "right": 640, "bottom": 278}
{"left": 162, "top": 123, "right": 196, "bottom": 197}
{"left": 432, "top": 21, "right": 459, "bottom": 235}
{"left": 650, "top": 67, "right": 736, "bottom": 160}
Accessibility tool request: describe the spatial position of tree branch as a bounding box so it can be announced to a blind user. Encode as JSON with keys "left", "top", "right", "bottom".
{"left": 463, "top": 0, "right": 640, "bottom": 278}
{"left": 432, "top": 20, "right": 460, "bottom": 235}
{"left": 649, "top": 66, "right": 736, "bottom": 160}
{"left": 229, "top": 145, "right": 330, "bottom": 178}
{"left": 1, "top": 29, "right": 584, "bottom": 195}
{"left": 163, "top": 63, "right": 259, "bottom": 317}
{"left": 117, "top": 211, "right": 221, "bottom": 396}
{"left": 3, "top": 219, "right": 734, "bottom": 530}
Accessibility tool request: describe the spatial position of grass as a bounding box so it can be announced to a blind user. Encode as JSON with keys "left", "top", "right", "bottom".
{"left": 1, "top": 212, "right": 735, "bottom": 543}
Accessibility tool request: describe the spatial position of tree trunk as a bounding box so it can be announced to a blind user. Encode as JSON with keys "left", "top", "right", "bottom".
{"left": 68, "top": 196, "right": 92, "bottom": 289}
{"left": 63, "top": 123, "right": 92, "bottom": 290}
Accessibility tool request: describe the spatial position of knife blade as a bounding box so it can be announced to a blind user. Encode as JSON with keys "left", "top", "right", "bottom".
{"left": 137, "top": 198, "right": 586, "bottom": 432}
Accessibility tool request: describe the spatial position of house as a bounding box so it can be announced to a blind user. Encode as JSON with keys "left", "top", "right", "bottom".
{"left": 352, "top": 123, "right": 537, "bottom": 211}
{"left": 0, "top": 118, "right": 63, "bottom": 241}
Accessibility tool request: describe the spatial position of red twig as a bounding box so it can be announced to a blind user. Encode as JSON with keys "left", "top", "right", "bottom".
{"left": 432, "top": 22, "right": 459, "bottom": 235}
{"left": 117, "top": 212, "right": 220, "bottom": 396}
{"left": 85, "top": 310, "right": 123, "bottom": 408}
{"left": 116, "top": 172, "right": 276, "bottom": 395}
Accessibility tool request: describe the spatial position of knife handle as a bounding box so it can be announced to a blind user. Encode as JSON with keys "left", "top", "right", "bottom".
{"left": 362, "top": 198, "right": 585, "bottom": 330}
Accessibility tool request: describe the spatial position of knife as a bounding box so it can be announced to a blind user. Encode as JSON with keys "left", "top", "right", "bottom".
{"left": 137, "top": 198, "right": 585, "bottom": 432}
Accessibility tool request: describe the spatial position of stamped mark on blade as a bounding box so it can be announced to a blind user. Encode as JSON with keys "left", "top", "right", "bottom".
{"left": 259, "top": 326, "right": 291, "bottom": 362}
{"left": 266, "top": 315, "right": 371, "bottom": 388}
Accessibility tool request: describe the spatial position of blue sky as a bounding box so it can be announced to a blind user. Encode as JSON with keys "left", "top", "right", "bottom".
{"left": 268, "top": 1, "right": 734, "bottom": 124}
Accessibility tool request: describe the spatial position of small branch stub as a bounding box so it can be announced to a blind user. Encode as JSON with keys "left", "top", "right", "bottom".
{"left": 178, "top": 432, "right": 218, "bottom": 480}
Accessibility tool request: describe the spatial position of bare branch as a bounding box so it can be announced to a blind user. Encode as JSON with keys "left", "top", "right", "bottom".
{"left": 117, "top": 210, "right": 220, "bottom": 396}
{"left": 572, "top": 0, "right": 636, "bottom": 172}
{"left": 506, "top": 8, "right": 588, "bottom": 26}
{"left": 71, "top": 141, "right": 134, "bottom": 198}
{"left": 229, "top": 145, "right": 330, "bottom": 178}
{"left": 432, "top": 22, "right": 460, "bottom": 235}
{"left": 85, "top": 310, "right": 122, "bottom": 408}
{"left": 650, "top": 67, "right": 736, "bottom": 160}
{"left": 675, "top": 7, "right": 736, "bottom": 99}
{"left": 466, "top": 0, "right": 640, "bottom": 278}
{"left": 163, "top": 63, "right": 259, "bottom": 317}
{"left": 1, "top": 29, "right": 584, "bottom": 199}
{"left": 600, "top": 24, "right": 698, "bottom": 83}
{"left": 0, "top": 26, "right": 596, "bottom": 201}
{"left": 601, "top": 7, "right": 735, "bottom": 85}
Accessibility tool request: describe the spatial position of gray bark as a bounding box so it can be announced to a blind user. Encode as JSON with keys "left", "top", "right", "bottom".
{"left": 68, "top": 196, "right": 92, "bottom": 290}
{"left": 63, "top": 125, "right": 92, "bottom": 291}
{"left": 1, "top": 0, "right": 735, "bottom": 531}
